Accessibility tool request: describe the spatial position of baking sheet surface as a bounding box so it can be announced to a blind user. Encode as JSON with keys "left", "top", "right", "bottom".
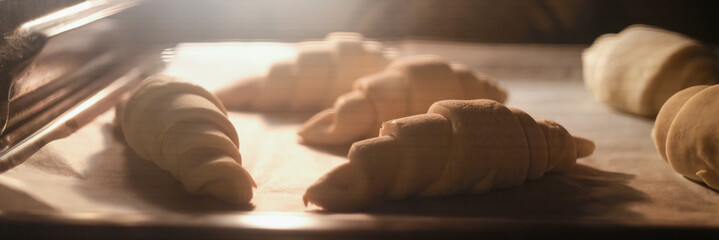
{"left": 1, "top": 41, "right": 718, "bottom": 227}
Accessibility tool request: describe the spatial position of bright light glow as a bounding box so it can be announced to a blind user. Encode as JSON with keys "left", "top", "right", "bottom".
{"left": 162, "top": 42, "right": 296, "bottom": 91}
{"left": 235, "top": 214, "right": 315, "bottom": 229}
{"left": 20, "top": 0, "right": 141, "bottom": 36}
{"left": 161, "top": 48, "right": 175, "bottom": 63}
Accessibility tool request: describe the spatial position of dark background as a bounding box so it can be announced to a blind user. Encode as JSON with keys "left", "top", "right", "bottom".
{"left": 116, "top": 0, "right": 718, "bottom": 45}
{"left": 2, "top": 0, "right": 717, "bottom": 45}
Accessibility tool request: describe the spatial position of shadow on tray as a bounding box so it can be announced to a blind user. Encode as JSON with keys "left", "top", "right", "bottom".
{"left": 76, "top": 123, "right": 254, "bottom": 214}
{"left": 356, "top": 164, "right": 648, "bottom": 221}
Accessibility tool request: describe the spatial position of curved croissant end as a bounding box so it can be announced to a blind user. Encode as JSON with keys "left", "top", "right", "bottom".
{"left": 298, "top": 55, "right": 508, "bottom": 146}
{"left": 303, "top": 99, "right": 593, "bottom": 211}
{"left": 215, "top": 32, "right": 390, "bottom": 112}
{"left": 303, "top": 136, "right": 400, "bottom": 211}
{"left": 573, "top": 136, "right": 596, "bottom": 159}
{"left": 297, "top": 91, "right": 378, "bottom": 145}
{"left": 214, "top": 76, "right": 263, "bottom": 110}
{"left": 652, "top": 84, "right": 719, "bottom": 191}
{"left": 119, "top": 75, "right": 256, "bottom": 205}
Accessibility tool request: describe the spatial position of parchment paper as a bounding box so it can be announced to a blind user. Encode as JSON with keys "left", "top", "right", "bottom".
{"left": 1, "top": 40, "right": 717, "bottom": 227}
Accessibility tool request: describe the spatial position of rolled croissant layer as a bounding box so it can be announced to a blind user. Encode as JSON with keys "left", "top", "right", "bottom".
{"left": 303, "top": 99, "right": 594, "bottom": 211}
{"left": 119, "top": 75, "right": 256, "bottom": 205}
{"left": 653, "top": 84, "right": 719, "bottom": 191}
{"left": 298, "top": 55, "right": 508, "bottom": 146}
{"left": 582, "top": 24, "right": 719, "bottom": 118}
{"left": 215, "top": 32, "right": 390, "bottom": 111}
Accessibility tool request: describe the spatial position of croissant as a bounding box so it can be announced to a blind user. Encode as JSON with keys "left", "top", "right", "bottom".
{"left": 298, "top": 55, "right": 508, "bottom": 146}
{"left": 653, "top": 84, "right": 719, "bottom": 191}
{"left": 582, "top": 24, "right": 719, "bottom": 118}
{"left": 215, "top": 32, "right": 390, "bottom": 111}
{"left": 118, "top": 75, "right": 256, "bottom": 205}
{"left": 303, "top": 99, "right": 595, "bottom": 211}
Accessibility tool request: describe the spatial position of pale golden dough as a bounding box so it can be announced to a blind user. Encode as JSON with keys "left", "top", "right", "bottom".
{"left": 653, "top": 84, "right": 719, "bottom": 191}
{"left": 303, "top": 99, "right": 594, "bottom": 212}
{"left": 510, "top": 108, "right": 548, "bottom": 180}
{"left": 118, "top": 75, "right": 256, "bottom": 205}
{"left": 215, "top": 32, "right": 390, "bottom": 111}
{"left": 298, "top": 55, "right": 508, "bottom": 146}
{"left": 582, "top": 24, "right": 718, "bottom": 118}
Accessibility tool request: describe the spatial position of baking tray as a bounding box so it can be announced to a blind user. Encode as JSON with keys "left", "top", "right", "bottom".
{"left": 2, "top": 40, "right": 719, "bottom": 239}
{"left": 1, "top": 1, "right": 718, "bottom": 238}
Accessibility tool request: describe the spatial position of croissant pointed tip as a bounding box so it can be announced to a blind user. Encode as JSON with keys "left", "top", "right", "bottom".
{"left": 299, "top": 91, "right": 377, "bottom": 146}
{"left": 203, "top": 180, "right": 254, "bottom": 206}
{"left": 574, "top": 136, "right": 595, "bottom": 158}
{"left": 498, "top": 89, "right": 509, "bottom": 104}
{"left": 302, "top": 164, "right": 372, "bottom": 212}
{"left": 215, "top": 76, "right": 264, "bottom": 110}
{"left": 297, "top": 109, "right": 339, "bottom": 145}
{"left": 180, "top": 158, "right": 256, "bottom": 206}
{"left": 696, "top": 170, "right": 719, "bottom": 191}
{"left": 243, "top": 167, "right": 258, "bottom": 189}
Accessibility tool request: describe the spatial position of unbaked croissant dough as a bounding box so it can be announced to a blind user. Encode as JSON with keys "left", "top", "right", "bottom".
{"left": 653, "top": 84, "right": 719, "bottom": 191}
{"left": 582, "top": 24, "right": 719, "bottom": 118}
{"left": 303, "top": 99, "right": 594, "bottom": 211}
{"left": 298, "top": 55, "right": 507, "bottom": 146}
{"left": 215, "top": 32, "right": 390, "bottom": 111}
{"left": 118, "top": 75, "right": 256, "bottom": 205}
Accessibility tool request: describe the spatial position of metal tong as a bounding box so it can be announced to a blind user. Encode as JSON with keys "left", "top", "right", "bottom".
{"left": 0, "top": 0, "right": 158, "bottom": 172}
